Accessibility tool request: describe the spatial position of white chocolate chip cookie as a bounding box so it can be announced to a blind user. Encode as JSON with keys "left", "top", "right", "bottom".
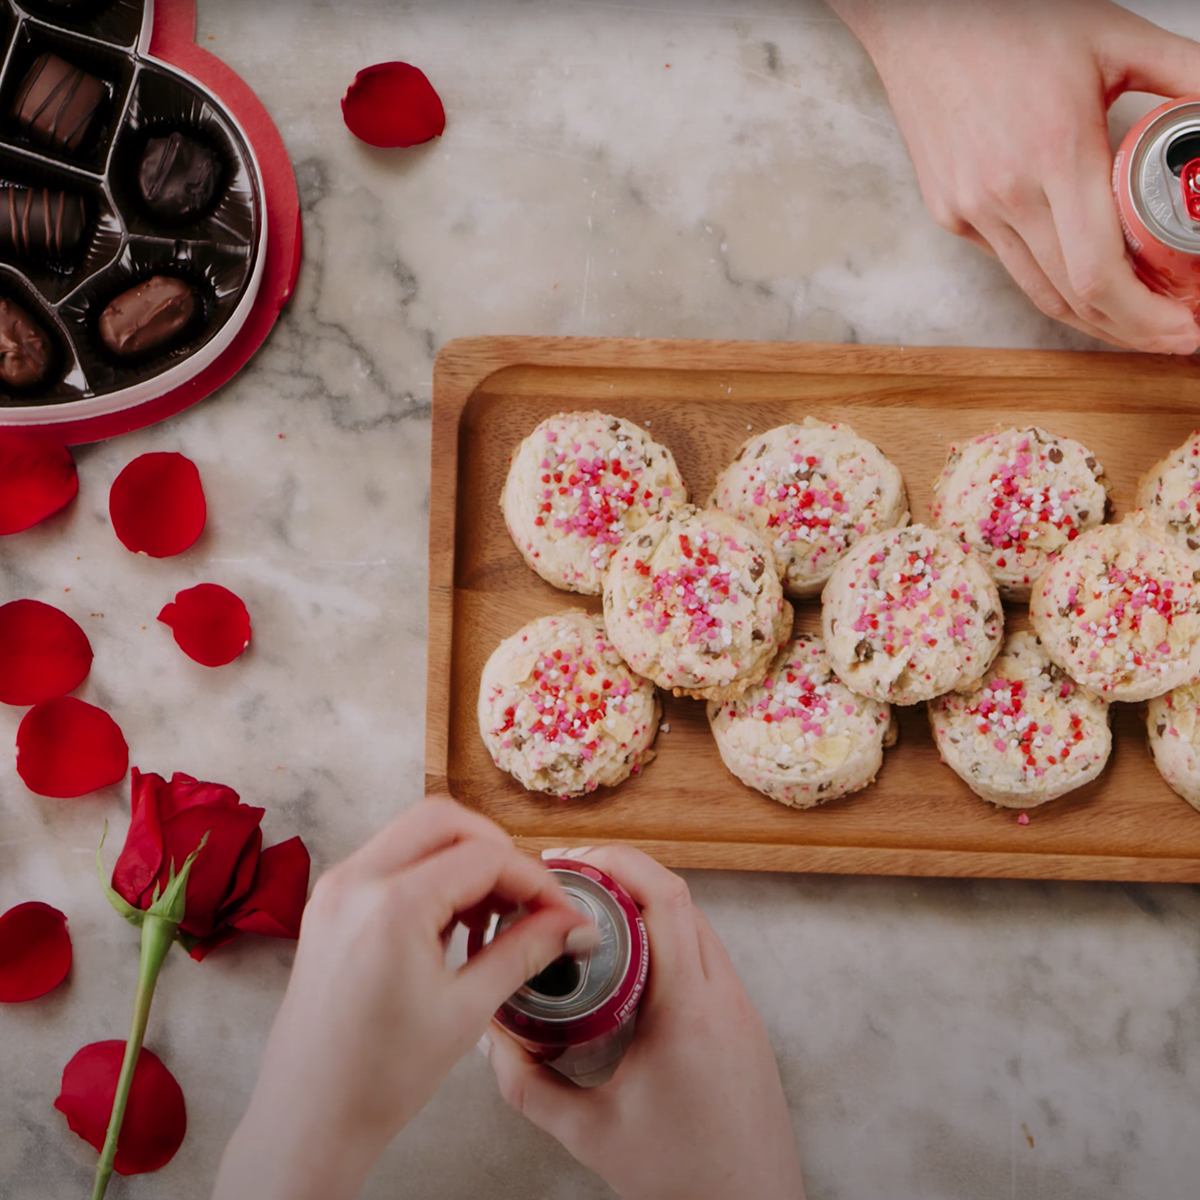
{"left": 708, "top": 633, "right": 896, "bottom": 808}
{"left": 602, "top": 504, "right": 793, "bottom": 700}
{"left": 929, "top": 631, "right": 1111, "bottom": 808}
{"left": 821, "top": 523, "right": 1004, "bottom": 705}
{"left": 1136, "top": 431, "right": 1200, "bottom": 562}
{"left": 1147, "top": 682, "right": 1200, "bottom": 811}
{"left": 1029, "top": 513, "right": 1200, "bottom": 702}
{"left": 478, "top": 610, "right": 660, "bottom": 797}
{"left": 501, "top": 411, "right": 686, "bottom": 594}
{"left": 710, "top": 418, "right": 908, "bottom": 599}
{"left": 931, "top": 427, "right": 1107, "bottom": 601}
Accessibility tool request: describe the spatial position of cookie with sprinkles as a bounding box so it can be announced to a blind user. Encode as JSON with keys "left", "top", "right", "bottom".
{"left": 1029, "top": 513, "right": 1200, "bottom": 702}
{"left": 929, "top": 631, "right": 1111, "bottom": 808}
{"left": 478, "top": 610, "right": 660, "bottom": 798}
{"left": 602, "top": 504, "right": 793, "bottom": 700}
{"left": 821, "top": 523, "right": 1003, "bottom": 705}
{"left": 710, "top": 417, "right": 908, "bottom": 599}
{"left": 1147, "top": 683, "right": 1200, "bottom": 811}
{"left": 1136, "top": 430, "right": 1200, "bottom": 561}
{"left": 708, "top": 633, "right": 896, "bottom": 808}
{"left": 931, "top": 427, "right": 1108, "bottom": 601}
{"left": 501, "top": 411, "right": 687, "bottom": 594}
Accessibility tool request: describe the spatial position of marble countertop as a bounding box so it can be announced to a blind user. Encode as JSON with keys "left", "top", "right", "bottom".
{"left": 5, "top": 2, "right": 1200, "bottom": 1198}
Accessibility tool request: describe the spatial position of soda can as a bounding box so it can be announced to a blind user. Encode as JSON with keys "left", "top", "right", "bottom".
{"left": 1113, "top": 95, "right": 1200, "bottom": 312}
{"left": 468, "top": 859, "right": 649, "bottom": 1088}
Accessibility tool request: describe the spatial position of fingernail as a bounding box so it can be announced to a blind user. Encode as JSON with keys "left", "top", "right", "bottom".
{"left": 555, "top": 846, "right": 594, "bottom": 860}
{"left": 565, "top": 922, "right": 602, "bottom": 955}
{"left": 540, "top": 847, "right": 570, "bottom": 860}
{"left": 477, "top": 1032, "right": 492, "bottom": 1059}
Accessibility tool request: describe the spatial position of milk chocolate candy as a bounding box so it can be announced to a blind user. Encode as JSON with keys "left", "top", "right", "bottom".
{"left": 99, "top": 275, "right": 196, "bottom": 358}
{"left": 0, "top": 299, "right": 51, "bottom": 387}
{"left": 0, "top": 187, "right": 87, "bottom": 262}
{"left": 138, "top": 132, "right": 220, "bottom": 220}
{"left": 13, "top": 53, "right": 107, "bottom": 154}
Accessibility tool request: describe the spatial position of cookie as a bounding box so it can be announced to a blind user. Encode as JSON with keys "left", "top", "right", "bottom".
{"left": 1147, "top": 683, "right": 1200, "bottom": 810}
{"left": 1136, "top": 431, "right": 1200, "bottom": 561}
{"left": 1028, "top": 512, "right": 1200, "bottom": 702}
{"left": 707, "top": 633, "right": 896, "bottom": 808}
{"left": 928, "top": 631, "right": 1111, "bottom": 807}
{"left": 501, "top": 411, "right": 687, "bottom": 594}
{"left": 710, "top": 418, "right": 908, "bottom": 598}
{"left": 602, "top": 503, "right": 793, "bottom": 700}
{"left": 931, "top": 426, "right": 1107, "bottom": 601}
{"left": 478, "top": 610, "right": 660, "bottom": 797}
{"left": 821, "top": 523, "right": 1003, "bottom": 705}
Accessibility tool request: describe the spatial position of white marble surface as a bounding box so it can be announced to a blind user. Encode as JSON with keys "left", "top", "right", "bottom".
{"left": 5, "top": 1, "right": 1200, "bottom": 1197}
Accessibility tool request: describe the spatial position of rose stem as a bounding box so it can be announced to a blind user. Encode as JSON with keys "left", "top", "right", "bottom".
{"left": 91, "top": 913, "right": 176, "bottom": 1200}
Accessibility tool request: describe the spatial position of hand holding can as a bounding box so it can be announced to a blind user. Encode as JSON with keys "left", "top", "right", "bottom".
{"left": 484, "top": 846, "right": 807, "bottom": 1200}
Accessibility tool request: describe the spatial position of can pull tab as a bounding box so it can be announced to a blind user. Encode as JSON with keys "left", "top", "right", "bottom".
{"left": 1183, "top": 158, "right": 1200, "bottom": 221}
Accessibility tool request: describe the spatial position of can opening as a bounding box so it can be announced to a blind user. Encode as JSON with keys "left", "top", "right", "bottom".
{"left": 1166, "top": 132, "right": 1200, "bottom": 177}
{"left": 526, "top": 954, "right": 581, "bottom": 998}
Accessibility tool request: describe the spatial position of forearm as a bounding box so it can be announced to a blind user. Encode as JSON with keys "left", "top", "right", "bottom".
{"left": 212, "top": 1099, "right": 380, "bottom": 1200}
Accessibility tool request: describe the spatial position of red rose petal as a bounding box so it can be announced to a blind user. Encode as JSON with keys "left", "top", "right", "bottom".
{"left": 0, "top": 901, "right": 71, "bottom": 1002}
{"left": 0, "top": 434, "right": 77, "bottom": 535}
{"left": 55, "top": 1041, "right": 186, "bottom": 1175}
{"left": 157, "top": 584, "right": 251, "bottom": 667}
{"left": 190, "top": 836, "right": 311, "bottom": 960}
{"left": 16, "top": 697, "right": 128, "bottom": 798}
{"left": 341, "top": 61, "right": 446, "bottom": 147}
{"left": 109, "top": 452, "right": 206, "bottom": 558}
{"left": 0, "top": 599, "right": 93, "bottom": 705}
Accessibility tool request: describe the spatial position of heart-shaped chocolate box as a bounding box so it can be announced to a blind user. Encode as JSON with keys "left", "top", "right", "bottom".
{"left": 0, "top": 0, "right": 265, "bottom": 424}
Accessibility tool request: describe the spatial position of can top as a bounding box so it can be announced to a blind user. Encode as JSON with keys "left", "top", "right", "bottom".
{"left": 1127, "top": 101, "right": 1200, "bottom": 252}
{"left": 490, "top": 867, "right": 631, "bottom": 1023}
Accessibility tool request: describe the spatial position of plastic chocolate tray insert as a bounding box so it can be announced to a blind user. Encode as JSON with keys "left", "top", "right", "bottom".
{"left": 0, "top": 0, "right": 264, "bottom": 419}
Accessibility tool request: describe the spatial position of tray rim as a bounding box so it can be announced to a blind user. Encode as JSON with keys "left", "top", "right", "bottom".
{"left": 426, "top": 334, "right": 1200, "bottom": 879}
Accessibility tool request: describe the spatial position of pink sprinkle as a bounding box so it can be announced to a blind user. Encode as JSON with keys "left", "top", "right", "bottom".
{"left": 1017, "top": 813, "right": 1030, "bottom": 825}
{"left": 843, "top": 703, "right": 857, "bottom": 715}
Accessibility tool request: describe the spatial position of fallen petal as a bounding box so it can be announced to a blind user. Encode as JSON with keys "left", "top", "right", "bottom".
{"left": 55, "top": 1041, "right": 186, "bottom": 1175}
{"left": 16, "top": 697, "right": 128, "bottom": 798}
{"left": 341, "top": 61, "right": 445, "bottom": 147}
{"left": 0, "top": 434, "right": 77, "bottom": 535}
{"left": 158, "top": 583, "right": 251, "bottom": 667}
{"left": 0, "top": 599, "right": 92, "bottom": 705}
{"left": 0, "top": 901, "right": 71, "bottom": 1002}
{"left": 109, "top": 452, "right": 206, "bottom": 558}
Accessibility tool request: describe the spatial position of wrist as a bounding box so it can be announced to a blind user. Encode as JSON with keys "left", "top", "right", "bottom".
{"left": 212, "top": 1097, "right": 383, "bottom": 1200}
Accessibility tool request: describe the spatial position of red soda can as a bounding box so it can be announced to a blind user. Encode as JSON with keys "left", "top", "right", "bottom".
{"left": 1114, "top": 95, "right": 1200, "bottom": 312}
{"left": 468, "top": 859, "right": 648, "bottom": 1088}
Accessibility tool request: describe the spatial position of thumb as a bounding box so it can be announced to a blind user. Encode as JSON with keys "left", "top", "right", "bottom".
{"left": 457, "top": 905, "right": 590, "bottom": 1021}
{"left": 1109, "top": 22, "right": 1200, "bottom": 99}
{"left": 485, "top": 1022, "right": 598, "bottom": 1139}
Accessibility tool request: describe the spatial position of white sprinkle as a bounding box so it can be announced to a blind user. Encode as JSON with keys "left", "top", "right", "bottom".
{"left": 660, "top": 722, "right": 671, "bottom": 733}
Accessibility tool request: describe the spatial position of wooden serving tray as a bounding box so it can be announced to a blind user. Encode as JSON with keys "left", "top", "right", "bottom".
{"left": 427, "top": 336, "right": 1200, "bottom": 880}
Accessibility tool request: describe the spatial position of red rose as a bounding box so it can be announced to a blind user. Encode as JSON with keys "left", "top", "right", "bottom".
{"left": 111, "top": 769, "right": 310, "bottom": 960}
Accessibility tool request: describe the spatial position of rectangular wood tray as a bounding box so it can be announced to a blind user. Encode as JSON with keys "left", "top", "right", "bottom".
{"left": 427, "top": 335, "right": 1200, "bottom": 880}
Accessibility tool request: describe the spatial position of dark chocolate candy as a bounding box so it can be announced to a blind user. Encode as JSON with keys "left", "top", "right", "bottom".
{"left": 138, "top": 133, "right": 220, "bottom": 220}
{"left": 13, "top": 53, "right": 106, "bottom": 154}
{"left": 0, "top": 298, "right": 51, "bottom": 388}
{"left": 0, "top": 187, "right": 87, "bottom": 262}
{"left": 98, "top": 275, "right": 196, "bottom": 358}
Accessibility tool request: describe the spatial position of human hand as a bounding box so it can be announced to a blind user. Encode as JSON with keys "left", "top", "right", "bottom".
{"left": 485, "top": 846, "right": 806, "bottom": 1200}
{"left": 212, "top": 798, "right": 593, "bottom": 1200}
{"left": 828, "top": 0, "right": 1200, "bottom": 352}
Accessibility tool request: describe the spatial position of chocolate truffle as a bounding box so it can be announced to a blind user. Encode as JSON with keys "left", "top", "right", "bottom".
{"left": 13, "top": 54, "right": 107, "bottom": 154}
{"left": 138, "top": 133, "right": 220, "bottom": 221}
{"left": 98, "top": 276, "right": 196, "bottom": 358}
{"left": 0, "top": 299, "right": 51, "bottom": 388}
{"left": 0, "top": 187, "right": 87, "bottom": 262}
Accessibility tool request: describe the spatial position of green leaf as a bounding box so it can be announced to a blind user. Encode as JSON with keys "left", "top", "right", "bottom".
{"left": 95, "top": 823, "right": 144, "bottom": 929}
{"left": 145, "top": 830, "right": 210, "bottom": 925}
